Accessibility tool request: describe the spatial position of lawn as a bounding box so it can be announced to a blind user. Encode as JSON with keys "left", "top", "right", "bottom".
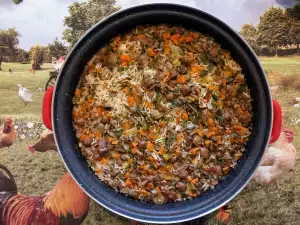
{"left": 0, "top": 57, "right": 300, "bottom": 225}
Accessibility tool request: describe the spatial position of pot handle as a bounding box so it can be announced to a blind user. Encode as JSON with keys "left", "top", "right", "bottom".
{"left": 270, "top": 99, "right": 282, "bottom": 144}
{"left": 42, "top": 87, "right": 54, "bottom": 131}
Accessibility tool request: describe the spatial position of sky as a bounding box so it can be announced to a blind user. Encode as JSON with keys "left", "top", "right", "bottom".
{"left": 0, "top": 0, "right": 297, "bottom": 50}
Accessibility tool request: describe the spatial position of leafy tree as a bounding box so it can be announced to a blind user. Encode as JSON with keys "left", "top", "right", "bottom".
{"left": 289, "top": 21, "right": 300, "bottom": 55}
{"left": 257, "top": 7, "right": 290, "bottom": 56}
{"left": 286, "top": 4, "right": 300, "bottom": 20}
{"left": 63, "top": 0, "right": 120, "bottom": 47}
{"left": 286, "top": 4, "right": 300, "bottom": 55}
{"left": 240, "top": 24, "right": 259, "bottom": 53}
{"left": 0, "top": 28, "right": 20, "bottom": 70}
{"left": 29, "top": 45, "right": 44, "bottom": 70}
{"left": 48, "top": 38, "right": 68, "bottom": 59}
{"left": 15, "top": 48, "right": 29, "bottom": 63}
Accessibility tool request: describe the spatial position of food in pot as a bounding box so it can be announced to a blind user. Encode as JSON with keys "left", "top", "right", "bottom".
{"left": 72, "top": 24, "right": 252, "bottom": 204}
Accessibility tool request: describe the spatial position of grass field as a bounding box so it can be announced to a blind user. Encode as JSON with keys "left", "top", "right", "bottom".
{"left": 0, "top": 57, "right": 300, "bottom": 225}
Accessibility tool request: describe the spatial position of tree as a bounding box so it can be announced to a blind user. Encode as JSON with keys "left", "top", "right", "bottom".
{"left": 63, "top": 0, "right": 120, "bottom": 47}
{"left": 240, "top": 24, "right": 259, "bottom": 54}
{"left": 12, "top": 0, "right": 23, "bottom": 4}
{"left": 289, "top": 21, "right": 300, "bottom": 55}
{"left": 29, "top": 45, "right": 44, "bottom": 70}
{"left": 48, "top": 38, "right": 68, "bottom": 59}
{"left": 286, "top": 4, "right": 300, "bottom": 55}
{"left": 286, "top": 4, "right": 300, "bottom": 20}
{"left": 0, "top": 28, "right": 20, "bottom": 70}
{"left": 257, "top": 7, "right": 290, "bottom": 56}
{"left": 15, "top": 48, "right": 29, "bottom": 63}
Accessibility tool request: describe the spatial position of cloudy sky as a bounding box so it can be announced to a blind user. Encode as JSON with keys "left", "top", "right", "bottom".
{"left": 0, "top": 0, "right": 297, "bottom": 50}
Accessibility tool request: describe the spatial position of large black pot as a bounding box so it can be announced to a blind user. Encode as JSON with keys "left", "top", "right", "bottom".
{"left": 46, "top": 4, "right": 273, "bottom": 224}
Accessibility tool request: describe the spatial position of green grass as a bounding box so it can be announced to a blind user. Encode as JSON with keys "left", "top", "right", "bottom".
{"left": 1, "top": 57, "right": 300, "bottom": 225}
{"left": 0, "top": 63, "right": 51, "bottom": 120}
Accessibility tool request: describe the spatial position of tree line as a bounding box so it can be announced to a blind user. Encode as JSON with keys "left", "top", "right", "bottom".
{"left": 240, "top": 5, "right": 300, "bottom": 56}
{"left": 1, "top": 0, "right": 299, "bottom": 71}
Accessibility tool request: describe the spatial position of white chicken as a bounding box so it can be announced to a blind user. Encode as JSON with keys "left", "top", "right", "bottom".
{"left": 17, "top": 84, "right": 34, "bottom": 105}
{"left": 253, "top": 129, "right": 296, "bottom": 185}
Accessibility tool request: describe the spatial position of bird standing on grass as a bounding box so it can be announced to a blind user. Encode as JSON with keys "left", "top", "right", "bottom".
{"left": 17, "top": 84, "right": 33, "bottom": 105}
{"left": 0, "top": 117, "right": 16, "bottom": 150}
{"left": 0, "top": 168, "right": 90, "bottom": 225}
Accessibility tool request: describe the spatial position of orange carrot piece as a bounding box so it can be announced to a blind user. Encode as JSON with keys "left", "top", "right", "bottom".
{"left": 162, "top": 32, "right": 171, "bottom": 40}
{"left": 146, "top": 142, "right": 154, "bottom": 152}
{"left": 100, "top": 158, "right": 108, "bottom": 165}
{"left": 191, "top": 178, "right": 199, "bottom": 184}
{"left": 132, "top": 147, "right": 137, "bottom": 154}
{"left": 177, "top": 75, "right": 186, "bottom": 84}
{"left": 207, "top": 118, "right": 215, "bottom": 128}
{"left": 147, "top": 48, "right": 157, "bottom": 57}
{"left": 181, "top": 111, "right": 189, "bottom": 121}
{"left": 121, "top": 54, "right": 131, "bottom": 62}
{"left": 125, "top": 179, "right": 133, "bottom": 188}
{"left": 127, "top": 96, "right": 135, "bottom": 107}
{"left": 139, "top": 128, "right": 148, "bottom": 137}
{"left": 224, "top": 71, "right": 232, "bottom": 77}
{"left": 187, "top": 176, "right": 192, "bottom": 182}
{"left": 75, "top": 88, "right": 80, "bottom": 97}
{"left": 97, "top": 107, "right": 103, "bottom": 116}
{"left": 176, "top": 134, "right": 183, "bottom": 144}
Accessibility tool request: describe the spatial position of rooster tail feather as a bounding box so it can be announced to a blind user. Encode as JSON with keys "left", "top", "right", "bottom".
{"left": 2, "top": 195, "right": 44, "bottom": 225}
{"left": 0, "top": 164, "right": 17, "bottom": 193}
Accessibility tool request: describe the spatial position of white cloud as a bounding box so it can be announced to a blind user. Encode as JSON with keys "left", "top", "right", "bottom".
{"left": 0, "top": 0, "right": 290, "bottom": 50}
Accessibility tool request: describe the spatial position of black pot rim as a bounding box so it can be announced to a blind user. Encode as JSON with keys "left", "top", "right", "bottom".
{"left": 52, "top": 3, "right": 272, "bottom": 224}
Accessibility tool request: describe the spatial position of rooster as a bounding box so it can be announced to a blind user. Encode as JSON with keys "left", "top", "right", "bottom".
{"left": 0, "top": 165, "right": 90, "bottom": 225}
{"left": 252, "top": 128, "right": 296, "bottom": 185}
{"left": 28, "top": 129, "right": 57, "bottom": 153}
{"left": 0, "top": 117, "right": 16, "bottom": 149}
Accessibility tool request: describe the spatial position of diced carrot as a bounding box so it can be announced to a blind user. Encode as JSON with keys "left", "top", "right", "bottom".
{"left": 211, "top": 127, "right": 219, "bottom": 134}
{"left": 187, "top": 176, "right": 192, "bottom": 182}
{"left": 132, "top": 140, "right": 139, "bottom": 147}
{"left": 114, "top": 36, "right": 121, "bottom": 43}
{"left": 79, "top": 134, "right": 89, "bottom": 142}
{"left": 215, "top": 135, "right": 222, "bottom": 145}
{"left": 164, "top": 40, "right": 171, "bottom": 55}
{"left": 162, "top": 32, "right": 171, "bottom": 40}
{"left": 224, "top": 71, "right": 232, "bottom": 77}
{"left": 125, "top": 179, "right": 133, "bottom": 188}
{"left": 189, "top": 147, "right": 200, "bottom": 155}
{"left": 220, "top": 88, "right": 226, "bottom": 100}
{"left": 224, "top": 52, "right": 230, "bottom": 60}
{"left": 190, "top": 32, "right": 200, "bottom": 39}
{"left": 128, "top": 158, "right": 133, "bottom": 164}
{"left": 232, "top": 125, "right": 248, "bottom": 135}
{"left": 146, "top": 142, "right": 154, "bottom": 152}
{"left": 206, "top": 131, "right": 215, "bottom": 138}
{"left": 208, "top": 85, "right": 218, "bottom": 91}
{"left": 191, "top": 178, "right": 199, "bottom": 184}
{"left": 222, "top": 79, "right": 227, "bottom": 86}
{"left": 141, "top": 189, "right": 150, "bottom": 197}
{"left": 204, "top": 140, "right": 211, "bottom": 147}
{"left": 95, "top": 131, "right": 102, "bottom": 138}
{"left": 181, "top": 36, "right": 193, "bottom": 43}
{"left": 235, "top": 152, "right": 243, "bottom": 160}
{"left": 207, "top": 118, "right": 215, "bottom": 128}
{"left": 127, "top": 96, "right": 135, "bottom": 107}
{"left": 202, "top": 165, "right": 210, "bottom": 172}
{"left": 223, "top": 166, "right": 230, "bottom": 175}
{"left": 236, "top": 74, "right": 245, "bottom": 84}
{"left": 165, "top": 164, "right": 172, "bottom": 171}
{"left": 100, "top": 158, "right": 108, "bottom": 165}
{"left": 225, "top": 129, "right": 231, "bottom": 135}
{"left": 191, "top": 65, "right": 204, "bottom": 74}
{"left": 147, "top": 182, "right": 154, "bottom": 189}
{"left": 120, "top": 54, "right": 131, "bottom": 62}
{"left": 132, "top": 147, "right": 137, "bottom": 154}
{"left": 189, "top": 191, "right": 197, "bottom": 197}
{"left": 111, "top": 139, "right": 119, "bottom": 145}
{"left": 147, "top": 48, "right": 157, "bottom": 57}
{"left": 75, "top": 88, "right": 80, "bottom": 97}
{"left": 124, "top": 172, "right": 130, "bottom": 179}
{"left": 139, "top": 128, "right": 148, "bottom": 137}
{"left": 176, "top": 134, "right": 183, "bottom": 144}
{"left": 147, "top": 156, "right": 155, "bottom": 162}
{"left": 145, "top": 101, "right": 153, "bottom": 108}
{"left": 97, "top": 107, "right": 103, "bottom": 116}
{"left": 95, "top": 168, "right": 102, "bottom": 173}
{"left": 88, "top": 65, "right": 95, "bottom": 73}
{"left": 171, "top": 34, "right": 181, "bottom": 42}
{"left": 196, "top": 129, "right": 204, "bottom": 137}
{"left": 181, "top": 111, "right": 189, "bottom": 121}
{"left": 177, "top": 75, "right": 186, "bottom": 84}
{"left": 159, "top": 121, "right": 167, "bottom": 128}
{"left": 158, "top": 145, "right": 166, "bottom": 155}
